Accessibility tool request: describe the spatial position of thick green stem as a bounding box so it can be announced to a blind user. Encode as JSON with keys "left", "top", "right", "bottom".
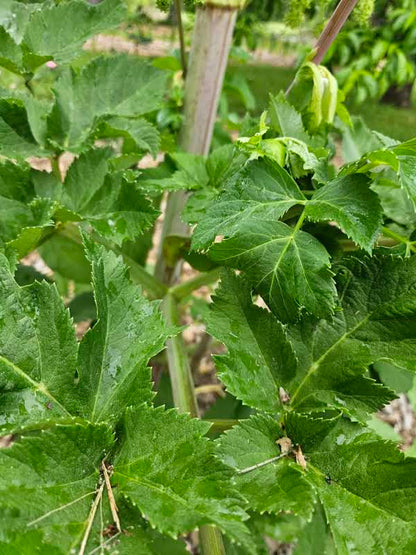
{"left": 162, "top": 293, "right": 199, "bottom": 416}
{"left": 155, "top": 6, "right": 239, "bottom": 553}
{"left": 50, "top": 155, "right": 61, "bottom": 182}
{"left": 199, "top": 525, "right": 226, "bottom": 555}
{"left": 169, "top": 268, "right": 221, "bottom": 300}
{"left": 382, "top": 226, "right": 416, "bottom": 254}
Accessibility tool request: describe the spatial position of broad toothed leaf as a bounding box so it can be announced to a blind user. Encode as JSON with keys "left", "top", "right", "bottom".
{"left": 0, "top": 161, "right": 55, "bottom": 249}
{"left": 217, "top": 414, "right": 315, "bottom": 518}
{"left": 76, "top": 237, "right": 174, "bottom": 423}
{"left": 0, "top": 237, "right": 173, "bottom": 428}
{"left": 48, "top": 55, "right": 166, "bottom": 151}
{"left": 0, "top": 0, "right": 125, "bottom": 75}
{"left": 293, "top": 501, "right": 336, "bottom": 554}
{"left": 305, "top": 174, "right": 383, "bottom": 252}
{"left": 285, "top": 412, "right": 416, "bottom": 554}
{"left": 220, "top": 412, "right": 416, "bottom": 554}
{"left": 287, "top": 255, "right": 416, "bottom": 419}
{"left": 0, "top": 422, "right": 113, "bottom": 552}
{"left": 269, "top": 92, "right": 311, "bottom": 143}
{"left": 207, "top": 255, "right": 416, "bottom": 420}
{"left": 22, "top": 0, "right": 125, "bottom": 66}
{"left": 101, "top": 116, "right": 161, "bottom": 157}
{"left": 341, "top": 137, "right": 416, "bottom": 207}
{"left": 192, "top": 159, "right": 305, "bottom": 251}
{"left": 210, "top": 219, "right": 336, "bottom": 322}
{"left": 0, "top": 98, "right": 46, "bottom": 159}
{"left": 114, "top": 404, "right": 254, "bottom": 549}
{"left": 0, "top": 422, "right": 187, "bottom": 553}
{"left": 63, "top": 149, "right": 158, "bottom": 245}
{"left": 0, "top": 254, "right": 79, "bottom": 431}
{"left": 207, "top": 271, "right": 296, "bottom": 412}
{"left": 0, "top": 27, "right": 22, "bottom": 74}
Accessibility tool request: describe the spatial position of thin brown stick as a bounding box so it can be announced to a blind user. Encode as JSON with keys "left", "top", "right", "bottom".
{"left": 79, "top": 481, "right": 105, "bottom": 555}
{"left": 101, "top": 463, "right": 121, "bottom": 533}
{"left": 286, "top": 0, "right": 358, "bottom": 95}
{"left": 313, "top": 0, "right": 359, "bottom": 64}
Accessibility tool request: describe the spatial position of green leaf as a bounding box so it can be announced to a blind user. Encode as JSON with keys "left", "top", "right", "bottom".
{"left": 22, "top": 0, "right": 125, "bottom": 66}
{"left": 288, "top": 255, "right": 416, "bottom": 419}
{"left": 62, "top": 148, "right": 113, "bottom": 214}
{"left": 102, "top": 116, "right": 160, "bottom": 157}
{"left": 114, "top": 404, "right": 254, "bottom": 548}
{"left": 305, "top": 174, "right": 383, "bottom": 252}
{"left": 0, "top": 98, "right": 46, "bottom": 158}
{"left": 210, "top": 219, "right": 336, "bottom": 322}
{"left": 0, "top": 161, "right": 45, "bottom": 245}
{"left": 76, "top": 237, "right": 173, "bottom": 423}
{"left": 0, "top": 254, "right": 79, "bottom": 431}
{"left": 192, "top": 159, "right": 305, "bottom": 251}
{"left": 146, "top": 152, "right": 209, "bottom": 192}
{"left": 62, "top": 149, "right": 158, "bottom": 245}
{"left": 109, "top": 499, "right": 189, "bottom": 555}
{"left": 208, "top": 256, "right": 416, "bottom": 420}
{"left": 217, "top": 414, "right": 316, "bottom": 518}
{"left": 0, "top": 27, "right": 22, "bottom": 74}
{"left": 0, "top": 0, "right": 125, "bottom": 75}
{"left": 39, "top": 234, "right": 92, "bottom": 287}
{"left": 285, "top": 412, "right": 416, "bottom": 554}
{"left": 48, "top": 55, "right": 166, "bottom": 151}
{"left": 0, "top": 1, "right": 39, "bottom": 45}
{"left": 0, "top": 236, "right": 173, "bottom": 429}
{"left": 341, "top": 116, "right": 396, "bottom": 163}
{"left": 0, "top": 422, "right": 114, "bottom": 552}
{"left": 293, "top": 502, "right": 336, "bottom": 554}
{"left": 393, "top": 138, "right": 416, "bottom": 206}
{"left": 340, "top": 136, "right": 416, "bottom": 208}
{"left": 207, "top": 271, "right": 297, "bottom": 413}
{"left": 269, "top": 91, "right": 310, "bottom": 143}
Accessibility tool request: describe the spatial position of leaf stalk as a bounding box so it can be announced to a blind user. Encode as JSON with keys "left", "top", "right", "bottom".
{"left": 162, "top": 292, "right": 199, "bottom": 417}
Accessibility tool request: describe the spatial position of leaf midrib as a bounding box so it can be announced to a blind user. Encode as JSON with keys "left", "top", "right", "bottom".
{"left": 0, "top": 353, "right": 70, "bottom": 416}
{"left": 289, "top": 314, "right": 371, "bottom": 406}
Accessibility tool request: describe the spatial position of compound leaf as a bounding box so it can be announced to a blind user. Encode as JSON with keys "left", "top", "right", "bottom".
{"left": 102, "top": 116, "right": 160, "bottom": 157}
{"left": 22, "top": 0, "right": 125, "bottom": 67}
{"left": 208, "top": 255, "right": 416, "bottom": 420}
{"left": 62, "top": 148, "right": 158, "bottom": 245}
{"left": 210, "top": 219, "right": 336, "bottom": 322}
{"left": 192, "top": 159, "right": 305, "bottom": 251}
{"left": 286, "top": 412, "right": 416, "bottom": 554}
{"left": 288, "top": 255, "right": 416, "bottom": 418}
